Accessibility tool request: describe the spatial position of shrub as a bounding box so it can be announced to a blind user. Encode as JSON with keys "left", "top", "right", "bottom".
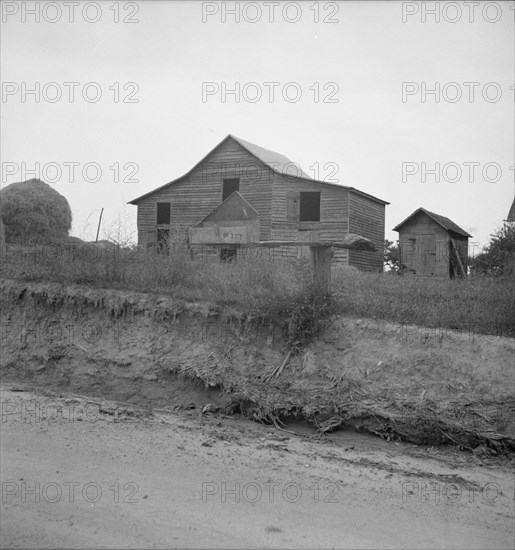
{"left": 0, "top": 178, "right": 72, "bottom": 244}
{"left": 470, "top": 223, "right": 515, "bottom": 277}
{"left": 384, "top": 239, "right": 401, "bottom": 272}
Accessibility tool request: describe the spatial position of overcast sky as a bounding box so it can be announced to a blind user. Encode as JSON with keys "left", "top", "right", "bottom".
{"left": 1, "top": 0, "right": 513, "bottom": 249}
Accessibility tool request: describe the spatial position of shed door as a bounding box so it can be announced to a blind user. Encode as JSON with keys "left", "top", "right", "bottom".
{"left": 415, "top": 234, "right": 436, "bottom": 275}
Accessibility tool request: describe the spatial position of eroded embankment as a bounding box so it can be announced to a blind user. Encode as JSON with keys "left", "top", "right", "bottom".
{"left": 1, "top": 279, "right": 514, "bottom": 453}
{"left": 0, "top": 280, "right": 293, "bottom": 411}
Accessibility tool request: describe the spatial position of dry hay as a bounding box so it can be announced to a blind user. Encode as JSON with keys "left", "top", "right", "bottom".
{"left": 0, "top": 178, "right": 72, "bottom": 244}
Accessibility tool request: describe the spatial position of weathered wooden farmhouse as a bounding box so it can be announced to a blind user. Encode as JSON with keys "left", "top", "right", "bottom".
{"left": 393, "top": 208, "right": 472, "bottom": 278}
{"left": 129, "top": 135, "right": 389, "bottom": 271}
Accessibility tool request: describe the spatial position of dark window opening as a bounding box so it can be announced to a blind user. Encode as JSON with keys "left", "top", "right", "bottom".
{"left": 220, "top": 246, "right": 237, "bottom": 262}
{"left": 222, "top": 178, "right": 240, "bottom": 202}
{"left": 157, "top": 228, "right": 170, "bottom": 254}
{"left": 157, "top": 202, "right": 171, "bottom": 225}
{"left": 299, "top": 192, "right": 321, "bottom": 222}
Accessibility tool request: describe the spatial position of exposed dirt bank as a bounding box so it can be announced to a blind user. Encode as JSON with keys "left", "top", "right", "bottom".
{"left": 1, "top": 280, "right": 514, "bottom": 452}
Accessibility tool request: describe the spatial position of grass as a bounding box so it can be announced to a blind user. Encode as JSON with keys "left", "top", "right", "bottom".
{"left": 1, "top": 252, "right": 513, "bottom": 453}
{"left": 1, "top": 238, "right": 514, "bottom": 339}
{"left": 1, "top": 240, "right": 306, "bottom": 308}
{"left": 332, "top": 266, "right": 514, "bottom": 338}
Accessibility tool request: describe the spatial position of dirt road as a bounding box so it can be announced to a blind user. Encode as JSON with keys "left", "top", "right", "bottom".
{"left": 1, "top": 386, "right": 514, "bottom": 549}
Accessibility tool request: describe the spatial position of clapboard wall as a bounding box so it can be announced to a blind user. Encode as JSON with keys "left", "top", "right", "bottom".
{"left": 132, "top": 136, "right": 387, "bottom": 271}
{"left": 271, "top": 171, "right": 350, "bottom": 265}
{"left": 271, "top": 173, "right": 386, "bottom": 270}
{"left": 397, "top": 213, "right": 468, "bottom": 277}
{"left": 348, "top": 191, "right": 386, "bottom": 272}
{"left": 135, "top": 138, "right": 273, "bottom": 247}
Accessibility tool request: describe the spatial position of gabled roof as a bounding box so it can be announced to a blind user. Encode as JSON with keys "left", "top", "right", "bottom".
{"left": 230, "top": 135, "right": 311, "bottom": 179}
{"left": 195, "top": 191, "right": 258, "bottom": 226}
{"left": 128, "top": 134, "right": 389, "bottom": 205}
{"left": 506, "top": 198, "right": 515, "bottom": 223}
{"left": 232, "top": 136, "right": 388, "bottom": 205}
{"left": 393, "top": 207, "right": 472, "bottom": 238}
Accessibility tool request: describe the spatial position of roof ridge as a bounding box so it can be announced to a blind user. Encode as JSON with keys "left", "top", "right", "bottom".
{"left": 229, "top": 135, "right": 312, "bottom": 179}
{"left": 394, "top": 207, "right": 472, "bottom": 237}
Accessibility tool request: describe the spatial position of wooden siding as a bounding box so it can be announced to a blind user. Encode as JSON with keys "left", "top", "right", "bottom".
{"left": 397, "top": 212, "right": 469, "bottom": 277}
{"left": 348, "top": 192, "right": 385, "bottom": 272}
{"left": 271, "top": 172, "right": 351, "bottom": 265}
{"left": 398, "top": 214, "right": 448, "bottom": 276}
{"left": 135, "top": 138, "right": 273, "bottom": 246}
{"left": 134, "top": 137, "right": 387, "bottom": 271}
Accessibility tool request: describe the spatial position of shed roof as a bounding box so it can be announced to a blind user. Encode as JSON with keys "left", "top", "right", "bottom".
{"left": 128, "top": 134, "right": 389, "bottom": 205}
{"left": 507, "top": 198, "right": 515, "bottom": 223}
{"left": 195, "top": 191, "right": 259, "bottom": 226}
{"left": 393, "top": 207, "right": 472, "bottom": 238}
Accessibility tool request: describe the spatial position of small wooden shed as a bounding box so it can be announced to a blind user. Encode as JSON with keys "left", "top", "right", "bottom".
{"left": 393, "top": 208, "right": 472, "bottom": 278}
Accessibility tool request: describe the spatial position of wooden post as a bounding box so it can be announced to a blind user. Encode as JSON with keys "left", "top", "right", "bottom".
{"left": 309, "top": 245, "right": 332, "bottom": 292}
{"left": 450, "top": 238, "right": 466, "bottom": 278}
{"left": 95, "top": 208, "right": 104, "bottom": 243}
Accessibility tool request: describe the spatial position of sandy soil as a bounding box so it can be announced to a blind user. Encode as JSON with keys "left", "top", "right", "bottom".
{"left": 2, "top": 280, "right": 514, "bottom": 449}
{"left": 1, "top": 385, "right": 514, "bottom": 549}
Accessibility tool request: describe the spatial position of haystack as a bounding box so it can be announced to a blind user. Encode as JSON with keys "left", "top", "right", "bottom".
{"left": 0, "top": 178, "right": 72, "bottom": 244}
